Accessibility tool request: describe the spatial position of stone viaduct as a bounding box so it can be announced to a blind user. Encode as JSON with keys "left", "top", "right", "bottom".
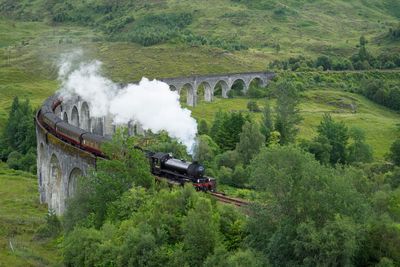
{"left": 36, "top": 71, "right": 275, "bottom": 214}
{"left": 161, "top": 71, "right": 275, "bottom": 106}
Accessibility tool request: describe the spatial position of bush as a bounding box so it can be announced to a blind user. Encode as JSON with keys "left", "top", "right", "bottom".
{"left": 124, "top": 13, "right": 193, "bottom": 46}
{"left": 34, "top": 210, "right": 62, "bottom": 240}
{"left": 6, "top": 151, "right": 22, "bottom": 170}
{"left": 247, "top": 101, "right": 260, "bottom": 112}
{"left": 389, "top": 139, "right": 400, "bottom": 166}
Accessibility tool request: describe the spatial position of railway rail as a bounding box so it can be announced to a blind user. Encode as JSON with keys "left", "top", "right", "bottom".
{"left": 209, "top": 192, "right": 249, "bottom": 207}
{"left": 155, "top": 175, "right": 249, "bottom": 207}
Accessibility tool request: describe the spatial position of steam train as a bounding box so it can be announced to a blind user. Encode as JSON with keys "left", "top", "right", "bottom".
{"left": 36, "top": 96, "right": 216, "bottom": 191}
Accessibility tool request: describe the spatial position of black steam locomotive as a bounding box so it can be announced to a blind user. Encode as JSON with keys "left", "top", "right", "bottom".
{"left": 139, "top": 148, "right": 216, "bottom": 191}
{"left": 37, "top": 96, "right": 216, "bottom": 192}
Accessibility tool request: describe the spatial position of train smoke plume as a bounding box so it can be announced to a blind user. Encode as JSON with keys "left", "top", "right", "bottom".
{"left": 57, "top": 51, "right": 198, "bottom": 152}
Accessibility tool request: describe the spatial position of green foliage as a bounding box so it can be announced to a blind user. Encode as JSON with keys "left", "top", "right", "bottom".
{"left": 348, "top": 127, "right": 373, "bottom": 164}
{"left": 34, "top": 210, "right": 62, "bottom": 240}
{"left": 303, "top": 115, "right": 373, "bottom": 165}
{"left": 181, "top": 31, "right": 248, "bottom": 51}
{"left": 359, "top": 78, "right": 400, "bottom": 111}
{"left": 231, "top": 165, "right": 249, "bottom": 188}
{"left": 142, "top": 131, "right": 190, "bottom": 160}
{"left": 63, "top": 227, "right": 104, "bottom": 267}
{"left": 317, "top": 113, "right": 349, "bottom": 164}
{"left": 63, "top": 183, "right": 249, "bottom": 267}
{"left": 182, "top": 198, "right": 218, "bottom": 266}
{"left": 389, "top": 24, "right": 400, "bottom": 40}
{"left": 0, "top": 97, "right": 36, "bottom": 173}
{"left": 198, "top": 119, "right": 209, "bottom": 135}
{"left": 261, "top": 102, "right": 274, "bottom": 144}
{"left": 356, "top": 221, "right": 400, "bottom": 266}
{"left": 64, "top": 131, "right": 154, "bottom": 230}
{"left": 248, "top": 145, "right": 370, "bottom": 266}
{"left": 215, "top": 150, "right": 240, "bottom": 170}
{"left": 389, "top": 139, "right": 400, "bottom": 166}
{"left": 247, "top": 100, "right": 260, "bottom": 112}
{"left": 236, "top": 121, "right": 265, "bottom": 165}
{"left": 315, "top": 55, "right": 332, "bottom": 71}
{"left": 274, "top": 80, "right": 302, "bottom": 145}
{"left": 210, "top": 110, "right": 249, "bottom": 151}
{"left": 123, "top": 13, "right": 193, "bottom": 46}
{"left": 300, "top": 136, "right": 332, "bottom": 165}
{"left": 193, "top": 134, "right": 220, "bottom": 166}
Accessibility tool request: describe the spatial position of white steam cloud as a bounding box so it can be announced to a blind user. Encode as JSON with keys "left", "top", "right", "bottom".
{"left": 57, "top": 51, "right": 198, "bottom": 152}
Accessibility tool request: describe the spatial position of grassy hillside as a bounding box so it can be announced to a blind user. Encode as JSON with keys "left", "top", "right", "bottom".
{"left": 0, "top": 163, "right": 61, "bottom": 266}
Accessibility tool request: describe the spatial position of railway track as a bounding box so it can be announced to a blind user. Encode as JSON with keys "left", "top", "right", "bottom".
{"left": 210, "top": 192, "right": 249, "bottom": 207}
{"left": 155, "top": 176, "right": 249, "bottom": 207}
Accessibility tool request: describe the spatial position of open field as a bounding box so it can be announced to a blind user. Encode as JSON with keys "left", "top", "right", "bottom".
{"left": 0, "top": 163, "right": 61, "bottom": 267}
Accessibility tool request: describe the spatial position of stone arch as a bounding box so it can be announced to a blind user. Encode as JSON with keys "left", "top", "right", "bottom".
{"left": 71, "top": 106, "right": 79, "bottom": 127}
{"left": 63, "top": 112, "right": 68, "bottom": 123}
{"left": 180, "top": 83, "right": 195, "bottom": 106}
{"left": 230, "top": 79, "right": 247, "bottom": 96}
{"left": 49, "top": 154, "right": 62, "bottom": 214}
{"left": 249, "top": 77, "right": 264, "bottom": 87}
{"left": 92, "top": 117, "right": 104, "bottom": 136}
{"left": 169, "top": 85, "right": 177, "bottom": 92}
{"left": 214, "top": 80, "right": 229, "bottom": 98}
{"left": 198, "top": 81, "right": 213, "bottom": 102}
{"left": 80, "top": 102, "right": 90, "bottom": 131}
{"left": 67, "top": 168, "right": 82, "bottom": 198}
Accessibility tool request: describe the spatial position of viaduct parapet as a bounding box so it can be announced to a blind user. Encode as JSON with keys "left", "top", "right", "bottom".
{"left": 36, "top": 71, "right": 275, "bottom": 214}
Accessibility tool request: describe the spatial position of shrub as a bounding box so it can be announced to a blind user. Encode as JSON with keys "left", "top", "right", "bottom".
{"left": 247, "top": 101, "right": 260, "bottom": 112}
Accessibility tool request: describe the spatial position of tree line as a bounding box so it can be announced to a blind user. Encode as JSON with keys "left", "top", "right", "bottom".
{"left": 270, "top": 36, "right": 400, "bottom": 71}
{"left": 0, "top": 97, "right": 36, "bottom": 173}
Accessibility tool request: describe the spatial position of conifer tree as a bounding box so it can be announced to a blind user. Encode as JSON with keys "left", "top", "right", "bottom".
{"left": 274, "top": 80, "right": 302, "bottom": 145}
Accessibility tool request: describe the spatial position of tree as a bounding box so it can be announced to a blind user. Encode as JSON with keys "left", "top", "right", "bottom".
{"left": 360, "top": 35, "right": 367, "bottom": 47}
{"left": 261, "top": 102, "right": 274, "bottom": 144}
{"left": 348, "top": 127, "right": 373, "bottom": 164}
{"left": 301, "top": 136, "right": 332, "bottom": 165}
{"left": 64, "top": 131, "right": 154, "bottom": 229}
{"left": 247, "top": 101, "right": 260, "bottom": 112}
{"left": 210, "top": 110, "right": 248, "bottom": 151}
{"left": 274, "top": 80, "right": 302, "bottom": 145}
{"left": 317, "top": 113, "right": 349, "bottom": 165}
{"left": 315, "top": 55, "right": 332, "bottom": 70}
{"left": 198, "top": 119, "right": 209, "bottom": 135}
{"left": 235, "top": 121, "right": 265, "bottom": 165}
{"left": 232, "top": 165, "right": 248, "bottom": 187}
{"left": 248, "top": 146, "right": 369, "bottom": 266}
{"left": 182, "top": 198, "right": 218, "bottom": 266}
{"left": 0, "top": 97, "right": 36, "bottom": 172}
{"left": 193, "top": 134, "right": 220, "bottom": 165}
{"left": 389, "top": 139, "right": 400, "bottom": 166}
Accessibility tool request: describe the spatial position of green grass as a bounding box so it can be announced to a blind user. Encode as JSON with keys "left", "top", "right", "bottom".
{"left": 190, "top": 90, "right": 400, "bottom": 159}
{"left": 0, "top": 163, "right": 61, "bottom": 266}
